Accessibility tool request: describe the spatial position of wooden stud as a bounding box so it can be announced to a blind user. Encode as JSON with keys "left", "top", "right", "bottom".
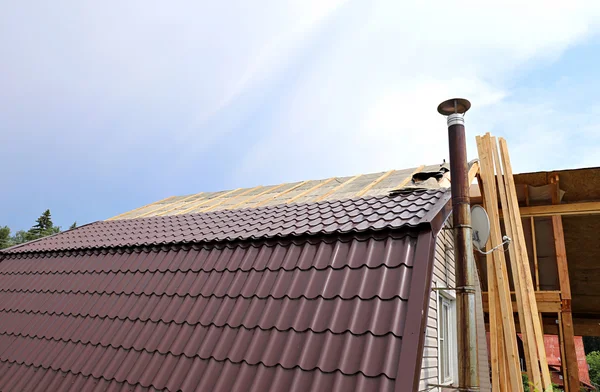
{"left": 315, "top": 174, "right": 362, "bottom": 202}
{"left": 227, "top": 183, "right": 288, "bottom": 210}
{"left": 552, "top": 215, "right": 580, "bottom": 391}
{"left": 286, "top": 177, "right": 336, "bottom": 204}
{"left": 476, "top": 135, "right": 524, "bottom": 392}
{"left": 201, "top": 186, "right": 263, "bottom": 212}
{"left": 393, "top": 165, "right": 425, "bottom": 190}
{"left": 531, "top": 217, "right": 540, "bottom": 291}
{"left": 175, "top": 188, "right": 242, "bottom": 215}
{"left": 254, "top": 180, "right": 310, "bottom": 207}
{"left": 355, "top": 170, "right": 395, "bottom": 197}
{"left": 487, "top": 245, "right": 501, "bottom": 389}
{"left": 498, "top": 137, "right": 552, "bottom": 390}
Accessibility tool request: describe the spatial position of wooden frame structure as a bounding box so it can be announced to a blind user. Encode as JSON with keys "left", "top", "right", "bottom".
{"left": 475, "top": 134, "right": 587, "bottom": 392}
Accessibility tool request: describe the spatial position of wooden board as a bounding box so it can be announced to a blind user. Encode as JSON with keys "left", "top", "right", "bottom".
{"left": 476, "top": 136, "right": 523, "bottom": 392}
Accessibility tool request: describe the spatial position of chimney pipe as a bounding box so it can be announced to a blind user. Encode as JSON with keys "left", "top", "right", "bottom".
{"left": 437, "top": 98, "right": 479, "bottom": 391}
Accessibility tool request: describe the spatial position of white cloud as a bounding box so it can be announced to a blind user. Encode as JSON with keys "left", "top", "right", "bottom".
{"left": 232, "top": 1, "right": 600, "bottom": 183}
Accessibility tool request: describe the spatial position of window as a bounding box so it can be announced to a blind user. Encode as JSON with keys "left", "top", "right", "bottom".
{"left": 438, "top": 295, "right": 455, "bottom": 384}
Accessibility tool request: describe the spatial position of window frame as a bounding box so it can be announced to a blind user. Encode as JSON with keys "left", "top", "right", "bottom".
{"left": 437, "top": 290, "right": 457, "bottom": 386}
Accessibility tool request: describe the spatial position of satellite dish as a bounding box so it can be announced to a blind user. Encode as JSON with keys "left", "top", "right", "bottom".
{"left": 471, "top": 205, "right": 490, "bottom": 251}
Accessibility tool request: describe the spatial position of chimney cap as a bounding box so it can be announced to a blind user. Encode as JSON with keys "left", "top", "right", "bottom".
{"left": 437, "top": 98, "right": 471, "bottom": 116}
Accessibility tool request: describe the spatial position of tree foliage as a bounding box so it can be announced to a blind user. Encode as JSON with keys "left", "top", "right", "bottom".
{"left": 0, "top": 210, "right": 65, "bottom": 249}
{"left": 588, "top": 351, "right": 600, "bottom": 389}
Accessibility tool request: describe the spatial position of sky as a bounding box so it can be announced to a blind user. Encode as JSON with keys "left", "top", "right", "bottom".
{"left": 1, "top": 1, "right": 600, "bottom": 232}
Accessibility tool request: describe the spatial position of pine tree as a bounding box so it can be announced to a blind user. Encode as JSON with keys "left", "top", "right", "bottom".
{"left": 0, "top": 226, "right": 11, "bottom": 249}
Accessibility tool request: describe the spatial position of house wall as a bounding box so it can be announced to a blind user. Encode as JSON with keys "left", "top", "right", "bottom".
{"left": 419, "top": 221, "right": 456, "bottom": 391}
{"left": 419, "top": 219, "right": 491, "bottom": 392}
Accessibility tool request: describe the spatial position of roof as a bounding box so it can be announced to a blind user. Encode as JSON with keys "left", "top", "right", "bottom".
{"left": 110, "top": 164, "right": 450, "bottom": 220}
{"left": 0, "top": 188, "right": 451, "bottom": 392}
{"left": 540, "top": 335, "right": 594, "bottom": 389}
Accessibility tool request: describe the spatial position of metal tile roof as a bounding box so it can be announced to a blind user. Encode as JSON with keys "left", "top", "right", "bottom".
{"left": 109, "top": 164, "right": 450, "bottom": 220}
{"left": 0, "top": 189, "right": 450, "bottom": 391}
{"left": 3, "top": 189, "right": 449, "bottom": 254}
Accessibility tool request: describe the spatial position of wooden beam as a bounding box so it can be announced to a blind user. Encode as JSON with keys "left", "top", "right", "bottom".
{"left": 107, "top": 195, "right": 176, "bottom": 220}
{"left": 531, "top": 217, "right": 540, "bottom": 291}
{"left": 355, "top": 170, "right": 395, "bottom": 197}
{"left": 498, "top": 137, "right": 551, "bottom": 390}
{"left": 488, "top": 317, "right": 600, "bottom": 336}
{"left": 286, "top": 177, "right": 335, "bottom": 204}
{"left": 515, "top": 201, "right": 600, "bottom": 218}
{"left": 476, "top": 135, "right": 524, "bottom": 391}
{"left": 481, "top": 291, "right": 562, "bottom": 313}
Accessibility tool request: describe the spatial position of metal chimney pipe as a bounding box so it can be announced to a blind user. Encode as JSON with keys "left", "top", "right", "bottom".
{"left": 437, "top": 98, "right": 479, "bottom": 391}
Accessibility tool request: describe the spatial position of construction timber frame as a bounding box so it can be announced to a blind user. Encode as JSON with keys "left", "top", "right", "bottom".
{"left": 475, "top": 134, "right": 590, "bottom": 392}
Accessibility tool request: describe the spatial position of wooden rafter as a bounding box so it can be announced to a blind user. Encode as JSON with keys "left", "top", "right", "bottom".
{"left": 355, "top": 170, "right": 395, "bottom": 197}
{"left": 394, "top": 165, "right": 425, "bottom": 190}
{"left": 227, "top": 183, "right": 288, "bottom": 210}
{"left": 201, "top": 186, "right": 262, "bottom": 213}
{"left": 174, "top": 188, "right": 242, "bottom": 216}
{"left": 136, "top": 193, "right": 203, "bottom": 218}
{"left": 286, "top": 178, "right": 336, "bottom": 204}
{"left": 107, "top": 195, "right": 176, "bottom": 220}
{"left": 315, "top": 175, "right": 362, "bottom": 202}
{"left": 254, "top": 180, "right": 310, "bottom": 207}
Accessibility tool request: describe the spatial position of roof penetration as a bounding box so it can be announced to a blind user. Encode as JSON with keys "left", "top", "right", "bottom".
{"left": 0, "top": 189, "right": 450, "bottom": 391}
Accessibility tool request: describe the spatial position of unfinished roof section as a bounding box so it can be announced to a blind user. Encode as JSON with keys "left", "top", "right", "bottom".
{"left": 0, "top": 189, "right": 451, "bottom": 392}
{"left": 110, "top": 163, "right": 450, "bottom": 220}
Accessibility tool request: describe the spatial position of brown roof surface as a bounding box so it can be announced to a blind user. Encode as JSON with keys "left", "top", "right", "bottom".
{"left": 0, "top": 189, "right": 450, "bottom": 391}
{"left": 4, "top": 189, "right": 448, "bottom": 254}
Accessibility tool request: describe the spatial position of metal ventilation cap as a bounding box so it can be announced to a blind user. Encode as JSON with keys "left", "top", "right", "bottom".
{"left": 437, "top": 98, "right": 471, "bottom": 116}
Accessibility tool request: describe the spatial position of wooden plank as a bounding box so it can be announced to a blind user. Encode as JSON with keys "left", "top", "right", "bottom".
{"left": 175, "top": 189, "right": 242, "bottom": 215}
{"left": 476, "top": 135, "right": 523, "bottom": 392}
{"left": 227, "top": 183, "right": 288, "bottom": 210}
{"left": 254, "top": 180, "right": 310, "bottom": 207}
{"left": 489, "top": 135, "right": 540, "bottom": 389}
{"left": 286, "top": 177, "right": 335, "bottom": 204}
{"left": 558, "top": 312, "right": 570, "bottom": 392}
{"left": 314, "top": 174, "right": 362, "bottom": 202}
{"left": 201, "top": 186, "right": 262, "bottom": 212}
{"left": 514, "top": 201, "right": 600, "bottom": 218}
{"left": 107, "top": 195, "right": 177, "bottom": 220}
{"left": 394, "top": 165, "right": 425, "bottom": 190}
{"left": 498, "top": 137, "right": 552, "bottom": 390}
{"left": 355, "top": 170, "right": 395, "bottom": 197}
{"left": 486, "top": 230, "right": 501, "bottom": 389}
{"left": 137, "top": 193, "right": 203, "bottom": 218}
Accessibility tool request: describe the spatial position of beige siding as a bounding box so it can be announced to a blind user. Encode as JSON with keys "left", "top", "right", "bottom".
{"left": 419, "top": 218, "right": 492, "bottom": 392}
{"left": 419, "top": 220, "right": 455, "bottom": 391}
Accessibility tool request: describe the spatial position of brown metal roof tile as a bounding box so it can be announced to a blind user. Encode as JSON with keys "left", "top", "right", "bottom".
{"left": 0, "top": 188, "right": 448, "bottom": 391}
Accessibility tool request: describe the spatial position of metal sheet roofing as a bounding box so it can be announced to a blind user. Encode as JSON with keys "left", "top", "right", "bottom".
{"left": 4, "top": 189, "right": 449, "bottom": 254}
{"left": 109, "top": 164, "right": 450, "bottom": 220}
{"left": 0, "top": 189, "right": 450, "bottom": 391}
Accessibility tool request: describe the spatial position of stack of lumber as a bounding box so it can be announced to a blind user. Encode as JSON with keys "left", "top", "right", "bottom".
{"left": 476, "top": 133, "right": 551, "bottom": 392}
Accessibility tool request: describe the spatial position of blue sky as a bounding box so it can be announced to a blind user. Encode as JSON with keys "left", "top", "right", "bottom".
{"left": 1, "top": 1, "right": 600, "bottom": 232}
